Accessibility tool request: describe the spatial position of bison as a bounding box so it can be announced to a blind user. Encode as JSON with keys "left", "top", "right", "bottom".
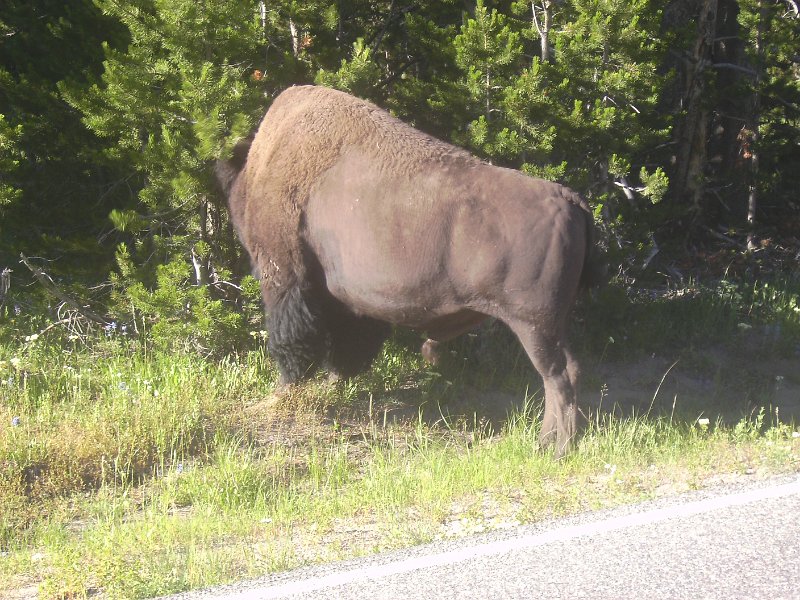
{"left": 216, "top": 85, "right": 602, "bottom": 456}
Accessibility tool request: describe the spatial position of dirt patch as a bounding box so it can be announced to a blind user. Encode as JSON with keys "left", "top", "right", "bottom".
{"left": 583, "top": 347, "right": 800, "bottom": 424}
{"left": 0, "top": 584, "right": 39, "bottom": 600}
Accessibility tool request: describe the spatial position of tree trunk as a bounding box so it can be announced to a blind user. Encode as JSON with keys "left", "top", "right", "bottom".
{"left": 746, "top": 0, "right": 766, "bottom": 251}
{"left": 532, "top": 0, "right": 553, "bottom": 63}
{"left": 670, "top": 0, "right": 718, "bottom": 213}
{"left": 289, "top": 18, "right": 300, "bottom": 57}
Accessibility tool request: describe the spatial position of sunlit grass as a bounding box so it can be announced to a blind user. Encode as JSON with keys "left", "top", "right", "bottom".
{"left": 14, "top": 400, "right": 799, "bottom": 598}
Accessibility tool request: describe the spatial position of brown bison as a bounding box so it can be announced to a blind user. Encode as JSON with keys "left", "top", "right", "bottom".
{"left": 216, "top": 85, "right": 601, "bottom": 456}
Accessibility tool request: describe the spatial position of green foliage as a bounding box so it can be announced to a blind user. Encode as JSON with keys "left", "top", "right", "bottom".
{"left": 108, "top": 209, "right": 146, "bottom": 234}
{"left": 639, "top": 166, "right": 669, "bottom": 204}
{"left": 1, "top": 0, "right": 798, "bottom": 356}
{"left": 0, "top": 0, "right": 129, "bottom": 274}
{"left": 112, "top": 254, "right": 252, "bottom": 354}
{"left": 65, "top": 0, "right": 266, "bottom": 220}
{"left": 737, "top": 0, "right": 800, "bottom": 227}
{"left": 453, "top": 0, "right": 523, "bottom": 161}
{"left": 56, "top": 1, "right": 278, "bottom": 349}
{"left": 315, "top": 38, "right": 383, "bottom": 97}
{"left": 0, "top": 114, "right": 22, "bottom": 209}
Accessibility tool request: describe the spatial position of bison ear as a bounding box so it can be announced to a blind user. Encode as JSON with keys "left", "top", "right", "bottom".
{"left": 213, "top": 133, "right": 254, "bottom": 196}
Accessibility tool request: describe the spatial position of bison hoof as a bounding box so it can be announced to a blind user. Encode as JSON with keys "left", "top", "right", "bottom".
{"left": 538, "top": 431, "right": 572, "bottom": 459}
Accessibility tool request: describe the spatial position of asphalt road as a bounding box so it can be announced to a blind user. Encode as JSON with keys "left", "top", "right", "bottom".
{"left": 166, "top": 474, "right": 800, "bottom": 600}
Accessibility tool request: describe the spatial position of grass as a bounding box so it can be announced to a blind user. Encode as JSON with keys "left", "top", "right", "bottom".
{"left": 1, "top": 276, "right": 799, "bottom": 598}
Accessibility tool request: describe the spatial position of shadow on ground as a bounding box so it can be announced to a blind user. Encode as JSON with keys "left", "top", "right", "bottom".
{"left": 241, "top": 324, "right": 800, "bottom": 452}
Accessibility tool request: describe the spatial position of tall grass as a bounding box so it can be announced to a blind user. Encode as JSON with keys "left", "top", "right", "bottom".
{"left": 0, "top": 342, "right": 277, "bottom": 547}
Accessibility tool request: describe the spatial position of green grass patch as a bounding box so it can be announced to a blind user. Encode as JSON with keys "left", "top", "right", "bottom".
{"left": 6, "top": 401, "right": 798, "bottom": 598}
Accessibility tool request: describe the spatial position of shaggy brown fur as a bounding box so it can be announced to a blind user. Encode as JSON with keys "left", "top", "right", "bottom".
{"left": 219, "top": 85, "right": 601, "bottom": 456}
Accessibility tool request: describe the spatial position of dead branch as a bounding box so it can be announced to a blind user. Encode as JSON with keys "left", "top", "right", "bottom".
{"left": 19, "top": 253, "right": 110, "bottom": 325}
{"left": 704, "top": 227, "right": 748, "bottom": 250}
{"left": 710, "top": 62, "right": 758, "bottom": 77}
{"left": 0, "top": 268, "right": 10, "bottom": 308}
{"left": 24, "top": 318, "right": 72, "bottom": 343}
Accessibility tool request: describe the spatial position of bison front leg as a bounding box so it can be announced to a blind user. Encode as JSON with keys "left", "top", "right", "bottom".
{"left": 508, "top": 321, "right": 580, "bottom": 458}
{"left": 325, "top": 308, "right": 390, "bottom": 379}
{"left": 264, "top": 283, "right": 330, "bottom": 385}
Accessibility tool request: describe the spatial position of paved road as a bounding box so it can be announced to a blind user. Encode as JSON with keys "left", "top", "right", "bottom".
{"left": 167, "top": 474, "right": 800, "bottom": 600}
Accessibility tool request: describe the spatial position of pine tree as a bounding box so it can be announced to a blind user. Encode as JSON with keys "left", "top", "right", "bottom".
{"left": 451, "top": 0, "right": 669, "bottom": 208}
{"left": 66, "top": 1, "right": 269, "bottom": 277}
{"left": 453, "top": 0, "right": 525, "bottom": 162}
{"left": 314, "top": 1, "right": 467, "bottom": 139}
{"left": 60, "top": 0, "right": 280, "bottom": 348}
{"left": 382, "top": 2, "right": 466, "bottom": 139}
{"left": 526, "top": 0, "right": 669, "bottom": 197}
{"left": 737, "top": 0, "right": 800, "bottom": 241}
{"left": 0, "top": 0, "right": 128, "bottom": 277}
{"left": 0, "top": 114, "right": 21, "bottom": 212}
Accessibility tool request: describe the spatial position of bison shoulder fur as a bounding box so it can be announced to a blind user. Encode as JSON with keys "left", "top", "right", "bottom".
{"left": 217, "top": 85, "right": 603, "bottom": 456}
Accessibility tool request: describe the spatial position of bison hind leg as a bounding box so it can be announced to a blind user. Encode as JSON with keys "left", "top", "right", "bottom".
{"left": 506, "top": 319, "right": 580, "bottom": 458}
{"left": 267, "top": 285, "right": 331, "bottom": 385}
{"left": 326, "top": 305, "right": 390, "bottom": 379}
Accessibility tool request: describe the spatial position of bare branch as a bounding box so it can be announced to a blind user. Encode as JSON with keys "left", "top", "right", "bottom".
{"left": 614, "top": 179, "right": 646, "bottom": 198}
{"left": 0, "top": 268, "right": 10, "bottom": 308}
{"left": 24, "top": 318, "right": 72, "bottom": 343}
{"left": 531, "top": 1, "right": 544, "bottom": 37}
{"left": 19, "top": 253, "right": 110, "bottom": 325}
{"left": 704, "top": 227, "right": 748, "bottom": 250}
{"left": 710, "top": 62, "right": 758, "bottom": 77}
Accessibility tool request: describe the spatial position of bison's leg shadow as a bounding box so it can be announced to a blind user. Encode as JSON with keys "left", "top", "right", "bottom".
{"left": 265, "top": 284, "right": 331, "bottom": 385}
{"left": 507, "top": 320, "right": 580, "bottom": 458}
{"left": 324, "top": 299, "right": 390, "bottom": 379}
{"left": 421, "top": 339, "right": 443, "bottom": 365}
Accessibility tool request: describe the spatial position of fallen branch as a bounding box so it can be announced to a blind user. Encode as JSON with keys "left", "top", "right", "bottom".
{"left": 705, "top": 227, "right": 748, "bottom": 250}
{"left": 19, "top": 253, "right": 110, "bottom": 326}
{"left": 24, "top": 318, "right": 72, "bottom": 343}
{"left": 0, "top": 267, "right": 10, "bottom": 309}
